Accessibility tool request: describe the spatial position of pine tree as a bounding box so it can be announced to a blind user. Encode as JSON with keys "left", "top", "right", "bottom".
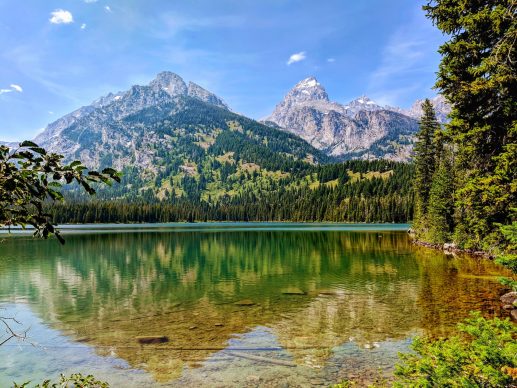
{"left": 427, "top": 150, "right": 455, "bottom": 243}
{"left": 413, "top": 99, "right": 440, "bottom": 236}
{"left": 424, "top": 0, "right": 517, "bottom": 250}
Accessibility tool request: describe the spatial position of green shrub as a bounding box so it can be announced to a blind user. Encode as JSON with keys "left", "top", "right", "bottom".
{"left": 496, "top": 220, "right": 517, "bottom": 291}
{"left": 14, "top": 373, "right": 109, "bottom": 388}
{"left": 394, "top": 312, "right": 517, "bottom": 387}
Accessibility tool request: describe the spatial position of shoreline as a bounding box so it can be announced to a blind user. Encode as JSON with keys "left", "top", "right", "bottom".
{"left": 410, "top": 238, "right": 495, "bottom": 260}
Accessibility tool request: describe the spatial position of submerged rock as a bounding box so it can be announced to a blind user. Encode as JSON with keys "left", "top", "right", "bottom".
{"left": 281, "top": 288, "right": 307, "bottom": 295}
{"left": 234, "top": 299, "right": 255, "bottom": 306}
{"left": 136, "top": 335, "right": 169, "bottom": 344}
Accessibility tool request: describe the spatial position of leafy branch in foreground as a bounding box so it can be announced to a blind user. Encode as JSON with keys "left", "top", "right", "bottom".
{"left": 394, "top": 312, "right": 517, "bottom": 387}
{"left": 14, "top": 373, "right": 109, "bottom": 388}
{"left": 0, "top": 141, "right": 120, "bottom": 243}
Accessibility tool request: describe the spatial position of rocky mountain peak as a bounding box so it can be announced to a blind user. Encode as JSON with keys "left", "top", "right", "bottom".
{"left": 149, "top": 71, "right": 188, "bottom": 97}
{"left": 344, "top": 95, "right": 383, "bottom": 115}
{"left": 31, "top": 71, "right": 233, "bottom": 151}
{"left": 287, "top": 76, "right": 329, "bottom": 103}
{"left": 187, "top": 82, "right": 229, "bottom": 110}
{"left": 295, "top": 76, "right": 320, "bottom": 89}
{"left": 265, "top": 79, "right": 421, "bottom": 161}
{"left": 407, "top": 95, "right": 451, "bottom": 123}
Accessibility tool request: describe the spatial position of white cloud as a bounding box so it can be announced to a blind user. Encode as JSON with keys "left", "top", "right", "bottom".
{"left": 81, "top": 23, "right": 87, "bottom": 30}
{"left": 84, "top": 0, "right": 98, "bottom": 3}
{"left": 287, "top": 51, "right": 306, "bottom": 65}
{"left": 104, "top": 6, "right": 112, "bottom": 12}
{"left": 10, "top": 84, "right": 23, "bottom": 92}
{"left": 327, "top": 58, "right": 335, "bottom": 63}
{"left": 49, "top": 9, "right": 74, "bottom": 24}
{"left": 0, "top": 84, "right": 23, "bottom": 95}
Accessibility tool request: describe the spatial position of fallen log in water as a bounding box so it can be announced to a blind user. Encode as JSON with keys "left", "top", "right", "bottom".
{"left": 227, "top": 351, "right": 297, "bottom": 367}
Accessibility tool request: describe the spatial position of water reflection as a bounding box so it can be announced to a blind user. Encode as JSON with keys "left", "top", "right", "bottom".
{"left": 0, "top": 227, "right": 510, "bottom": 384}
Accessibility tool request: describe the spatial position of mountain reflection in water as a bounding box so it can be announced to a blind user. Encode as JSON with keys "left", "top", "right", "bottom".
{"left": 0, "top": 225, "right": 509, "bottom": 385}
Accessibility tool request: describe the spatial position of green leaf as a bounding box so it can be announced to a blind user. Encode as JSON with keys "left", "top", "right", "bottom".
{"left": 19, "top": 140, "right": 38, "bottom": 147}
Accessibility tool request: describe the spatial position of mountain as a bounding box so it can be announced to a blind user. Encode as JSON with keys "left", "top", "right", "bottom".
{"left": 343, "top": 96, "right": 384, "bottom": 115}
{"left": 404, "top": 95, "right": 451, "bottom": 123}
{"left": 3, "top": 71, "right": 415, "bottom": 222}
{"left": 265, "top": 77, "right": 451, "bottom": 161}
{"left": 0, "top": 141, "right": 18, "bottom": 148}
{"left": 265, "top": 77, "right": 420, "bottom": 161}
{"left": 28, "top": 71, "right": 338, "bottom": 202}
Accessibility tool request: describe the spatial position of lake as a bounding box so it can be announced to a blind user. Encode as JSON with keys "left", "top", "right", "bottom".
{"left": 0, "top": 223, "right": 510, "bottom": 386}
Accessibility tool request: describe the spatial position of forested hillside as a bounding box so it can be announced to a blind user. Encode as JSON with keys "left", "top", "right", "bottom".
{"left": 49, "top": 160, "right": 414, "bottom": 223}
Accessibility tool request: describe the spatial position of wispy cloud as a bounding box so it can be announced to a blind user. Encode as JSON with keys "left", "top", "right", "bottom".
{"left": 84, "top": 0, "right": 98, "bottom": 3}
{"left": 327, "top": 58, "right": 335, "bottom": 63}
{"left": 49, "top": 9, "right": 74, "bottom": 24}
{"left": 152, "top": 14, "right": 245, "bottom": 39}
{"left": 4, "top": 45, "right": 83, "bottom": 103}
{"left": 104, "top": 6, "right": 112, "bottom": 13}
{"left": 287, "top": 51, "right": 306, "bottom": 65}
{"left": 10, "top": 84, "right": 23, "bottom": 92}
{"left": 367, "top": 9, "right": 443, "bottom": 106}
{"left": 0, "top": 84, "right": 23, "bottom": 95}
{"left": 81, "top": 23, "right": 87, "bottom": 30}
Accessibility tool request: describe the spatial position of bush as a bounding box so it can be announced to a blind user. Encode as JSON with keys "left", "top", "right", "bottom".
{"left": 14, "top": 373, "right": 109, "bottom": 388}
{"left": 394, "top": 312, "right": 517, "bottom": 387}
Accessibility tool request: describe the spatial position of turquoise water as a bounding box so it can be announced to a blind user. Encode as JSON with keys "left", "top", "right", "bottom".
{"left": 0, "top": 223, "right": 509, "bottom": 386}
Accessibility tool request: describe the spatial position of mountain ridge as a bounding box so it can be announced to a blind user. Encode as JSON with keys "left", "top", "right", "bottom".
{"left": 264, "top": 76, "right": 450, "bottom": 161}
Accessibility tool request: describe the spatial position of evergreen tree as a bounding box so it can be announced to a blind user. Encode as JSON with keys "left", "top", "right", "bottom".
{"left": 427, "top": 150, "right": 455, "bottom": 243}
{"left": 413, "top": 99, "right": 440, "bottom": 236}
{"left": 424, "top": 0, "right": 517, "bottom": 250}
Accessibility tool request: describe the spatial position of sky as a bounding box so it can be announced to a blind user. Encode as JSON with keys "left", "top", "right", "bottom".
{"left": 0, "top": 0, "right": 445, "bottom": 142}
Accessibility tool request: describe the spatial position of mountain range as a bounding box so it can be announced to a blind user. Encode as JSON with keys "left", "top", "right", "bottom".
{"left": 264, "top": 77, "right": 449, "bottom": 161}
{"left": 3, "top": 72, "right": 451, "bottom": 165}
{"left": 0, "top": 71, "right": 448, "bottom": 203}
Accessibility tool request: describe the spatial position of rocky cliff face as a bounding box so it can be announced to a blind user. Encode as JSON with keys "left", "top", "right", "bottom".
{"left": 404, "top": 95, "right": 451, "bottom": 123}
{"left": 31, "top": 72, "right": 232, "bottom": 164}
{"left": 265, "top": 77, "right": 422, "bottom": 161}
{"left": 187, "top": 81, "right": 229, "bottom": 110}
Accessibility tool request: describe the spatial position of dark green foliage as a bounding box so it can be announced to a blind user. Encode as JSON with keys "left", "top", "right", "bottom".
{"left": 413, "top": 0, "right": 516, "bottom": 251}
{"left": 412, "top": 101, "right": 453, "bottom": 242}
{"left": 413, "top": 99, "right": 439, "bottom": 217}
{"left": 496, "top": 215, "right": 517, "bottom": 290}
{"left": 419, "top": 0, "right": 517, "bottom": 251}
{"left": 0, "top": 142, "right": 120, "bottom": 243}
{"left": 394, "top": 312, "right": 517, "bottom": 387}
{"left": 48, "top": 161, "right": 414, "bottom": 223}
{"left": 426, "top": 156, "right": 454, "bottom": 244}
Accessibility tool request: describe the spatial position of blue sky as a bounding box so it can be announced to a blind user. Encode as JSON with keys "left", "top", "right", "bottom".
{"left": 0, "top": 0, "right": 445, "bottom": 141}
